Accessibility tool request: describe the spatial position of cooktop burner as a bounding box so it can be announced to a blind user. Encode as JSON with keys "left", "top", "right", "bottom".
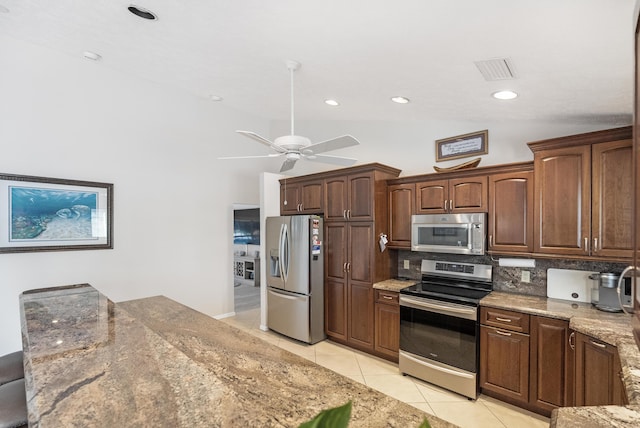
{"left": 400, "top": 260, "right": 493, "bottom": 306}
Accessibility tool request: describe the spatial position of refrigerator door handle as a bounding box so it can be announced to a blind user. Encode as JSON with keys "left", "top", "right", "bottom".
{"left": 280, "top": 223, "right": 289, "bottom": 283}
{"left": 268, "top": 287, "right": 301, "bottom": 300}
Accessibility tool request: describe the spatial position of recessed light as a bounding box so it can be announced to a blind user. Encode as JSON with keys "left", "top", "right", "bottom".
{"left": 324, "top": 99, "right": 339, "bottom": 106}
{"left": 391, "top": 96, "right": 410, "bottom": 104}
{"left": 83, "top": 51, "right": 102, "bottom": 61}
{"left": 492, "top": 90, "right": 518, "bottom": 100}
{"left": 128, "top": 5, "right": 157, "bottom": 20}
{"left": 209, "top": 95, "right": 223, "bottom": 102}
{"left": 0, "top": 4, "right": 10, "bottom": 13}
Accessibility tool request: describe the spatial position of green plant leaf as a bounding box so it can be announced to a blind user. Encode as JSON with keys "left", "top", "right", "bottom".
{"left": 418, "top": 418, "right": 432, "bottom": 428}
{"left": 298, "top": 401, "right": 352, "bottom": 428}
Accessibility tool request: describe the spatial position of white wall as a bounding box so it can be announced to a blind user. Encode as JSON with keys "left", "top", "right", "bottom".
{"left": 0, "top": 35, "right": 273, "bottom": 355}
{"left": 270, "top": 119, "right": 627, "bottom": 177}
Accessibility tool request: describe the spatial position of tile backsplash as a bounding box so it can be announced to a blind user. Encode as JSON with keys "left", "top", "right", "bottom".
{"left": 395, "top": 250, "right": 628, "bottom": 297}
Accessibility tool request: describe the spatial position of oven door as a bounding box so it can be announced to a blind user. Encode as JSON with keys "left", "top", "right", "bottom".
{"left": 399, "top": 295, "right": 478, "bottom": 373}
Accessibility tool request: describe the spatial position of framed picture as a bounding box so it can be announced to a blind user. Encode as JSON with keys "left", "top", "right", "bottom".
{"left": 0, "top": 173, "right": 113, "bottom": 253}
{"left": 436, "top": 130, "right": 489, "bottom": 162}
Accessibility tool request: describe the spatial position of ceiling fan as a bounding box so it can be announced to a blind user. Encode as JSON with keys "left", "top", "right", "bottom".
{"left": 219, "top": 60, "right": 360, "bottom": 172}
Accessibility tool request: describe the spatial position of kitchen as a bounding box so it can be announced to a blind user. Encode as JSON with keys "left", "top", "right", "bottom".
{"left": 2, "top": 1, "right": 640, "bottom": 427}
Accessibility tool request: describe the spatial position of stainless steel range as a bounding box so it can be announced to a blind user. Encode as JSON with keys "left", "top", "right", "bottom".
{"left": 399, "top": 259, "right": 492, "bottom": 399}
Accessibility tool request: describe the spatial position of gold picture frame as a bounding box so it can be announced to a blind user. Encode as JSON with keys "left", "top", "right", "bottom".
{"left": 436, "top": 130, "right": 488, "bottom": 162}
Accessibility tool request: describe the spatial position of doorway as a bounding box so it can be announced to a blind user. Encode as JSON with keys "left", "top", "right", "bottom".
{"left": 233, "top": 205, "right": 261, "bottom": 312}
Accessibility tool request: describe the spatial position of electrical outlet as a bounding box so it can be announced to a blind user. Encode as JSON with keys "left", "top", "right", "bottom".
{"left": 521, "top": 271, "right": 531, "bottom": 283}
{"left": 403, "top": 260, "right": 410, "bottom": 269}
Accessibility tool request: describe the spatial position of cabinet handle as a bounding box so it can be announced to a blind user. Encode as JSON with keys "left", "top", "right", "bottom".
{"left": 444, "top": 200, "right": 448, "bottom": 211}
{"left": 495, "top": 329, "right": 512, "bottom": 337}
{"left": 584, "top": 237, "right": 589, "bottom": 253}
{"left": 449, "top": 200, "right": 453, "bottom": 211}
{"left": 489, "top": 235, "right": 493, "bottom": 248}
{"left": 593, "top": 237, "right": 598, "bottom": 252}
{"left": 590, "top": 340, "right": 607, "bottom": 349}
{"left": 569, "top": 332, "right": 575, "bottom": 350}
{"left": 343, "top": 209, "right": 347, "bottom": 219}
{"left": 343, "top": 263, "right": 347, "bottom": 272}
{"left": 346, "top": 262, "right": 351, "bottom": 272}
{"left": 382, "top": 295, "right": 394, "bottom": 300}
{"left": 495, "top": 317, "right": 512, "bottom": 323}
{"left": 347, "top": 209, "right": 351, "bottom": 219}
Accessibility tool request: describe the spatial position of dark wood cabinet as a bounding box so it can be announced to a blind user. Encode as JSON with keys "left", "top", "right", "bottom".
{"left": 574, "top": 333, "right": 627, "bottom": 406}
{"left": 320, "top": 164, "right": 400, "bottom": 355}
{"left": 387, "top": 183, "right": 414, "bottom": 249}
{"left": 480, "top": 308, "right": 531, "bottom": 405}
{"left": 529, "top": 316, "right": 573, "bottom": 414}
{"left": 488, "top": 169, "right": 534, "bottom": 254}
{"left": 374, "top": 290, "right": 399, "bottom": 361}
{"left": 528, "top": 127, "right": 632, "bottom": 259}
{"left": 280, "top": 178, "right": 323, "bottom": 214}
{"left": 415, "top": 176, "right": 487, "bottom": 214}
{"left": 325, "top": 172, "right": 378, "bottom": 222}
{"left": 480, "top": 307, "right": 571, "bottom": 417}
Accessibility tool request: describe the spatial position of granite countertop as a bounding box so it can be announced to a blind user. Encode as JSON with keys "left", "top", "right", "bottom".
{"left": 481, "top": 291, "right": 640, "bottom": 427}
{"left": 373, "top": 278, "right": 416, "bottom": 292}
{"left": 20, "top": 284, "right": 454, "bottom": 428}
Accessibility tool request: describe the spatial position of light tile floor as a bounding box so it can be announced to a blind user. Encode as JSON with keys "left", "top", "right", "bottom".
{"left": 221, "top": 308, "right": 550, "bottom": 428}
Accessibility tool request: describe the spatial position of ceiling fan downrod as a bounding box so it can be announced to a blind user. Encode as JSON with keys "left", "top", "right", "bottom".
{"left": 286, "top": 60, "right": 301, "bottom": 136}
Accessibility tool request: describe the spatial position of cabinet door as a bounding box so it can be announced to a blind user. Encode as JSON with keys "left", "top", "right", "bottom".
{"left": 388, "top": 184, "right": 414, "bottom": 248}
{"left": 488, "top": 171, "right": 533, "bottom": 253}
{"left": 348, "top": 282, "right": 374, "bottom": 349}
{"left": 415, "top": 179, "right": 448, "bottom": 214}
{"left": 280, "top": 183, "right": 301, "bottom": 215}
{"left": 534, "top": 145, "right": 591, "bottom": 255}
{"left": 480, "top": 325, "right": 530, "bottom": 404}
{"left": 592, "top": 139, "right": 633, "bottom": 258}
{"left": 325, "top": 222, "right": 348, "bottom": 282}
{"left": 324, "top": 176, "right": 348, "bottom": 221}
{"left": 348, "top": 223, "right": 373, "bottom": 284}
{"left": 325, "top": 279, "right": 347, "bottom": 340}
{"left": 299, "top": 180, "right": 324, "bottom": 213}
{"left": 374, "top": 301, "right": 399, "bottom": 360}
{"left": 529, "top": 316, "right": 570, "bottom": 413}
{"left": 575, "top": 333, "right": 626, "bottom": 406}
{"left": 348, "top": 172, "right": 374, "bottom": 221}
{"left": 449, "top": 176, "right": 488, "bottom": 212}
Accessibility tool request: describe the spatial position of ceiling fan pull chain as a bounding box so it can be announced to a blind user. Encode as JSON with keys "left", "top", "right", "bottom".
{"left": 283, "top": 178, "right": 288, "bottom": 206}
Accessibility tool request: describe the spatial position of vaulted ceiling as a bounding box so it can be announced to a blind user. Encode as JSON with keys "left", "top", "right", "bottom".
{"left": 0, "top": 0, "right": 635, "bottom": 126}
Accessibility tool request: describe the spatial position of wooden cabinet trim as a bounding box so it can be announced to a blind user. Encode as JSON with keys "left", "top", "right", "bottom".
{"left": 481, "top": 307, "right": 530, "bottom": 333}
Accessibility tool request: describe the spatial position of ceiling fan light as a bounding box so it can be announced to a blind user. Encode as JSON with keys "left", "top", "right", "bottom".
{"left": 391, "top": 96, "right": 410, "bottom": 104}
{"left": 492, "top": 90, "right": 518, "bottom": 100}
{"left": 324, "top": 99, "right": 339, "bottom": 106}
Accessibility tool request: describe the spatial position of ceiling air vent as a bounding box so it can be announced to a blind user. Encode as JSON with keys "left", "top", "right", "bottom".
{"left": 474, "top": 58, "right": 516, "bottom": 81}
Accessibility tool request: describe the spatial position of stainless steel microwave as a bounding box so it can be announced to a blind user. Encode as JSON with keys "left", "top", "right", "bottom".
{"left": 411, "top": 213, "right": 486, "bottom": 255}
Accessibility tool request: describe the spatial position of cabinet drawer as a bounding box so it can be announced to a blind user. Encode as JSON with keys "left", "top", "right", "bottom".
{"left": 375, "top": 290, "right": 399, "bottom": 305}
{"left": 481, "top": 307, "right": 530, "bottom": 333}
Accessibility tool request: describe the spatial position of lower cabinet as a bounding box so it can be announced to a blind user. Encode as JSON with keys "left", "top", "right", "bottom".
{"left": 480, "top": 307, "right": 571, "bottom": 417}
{"left": 574, "top": 333, "right": 627, "bottom": 406}
{"left": 374, "top": 290, "right": 399, "bottom": 362}
{"left": 480, "top": 306, "right": 628, "bottom": 416}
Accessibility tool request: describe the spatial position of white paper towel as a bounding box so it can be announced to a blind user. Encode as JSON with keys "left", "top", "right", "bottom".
{"left": 498, "top": 258, "right": 536, "bottom": 268}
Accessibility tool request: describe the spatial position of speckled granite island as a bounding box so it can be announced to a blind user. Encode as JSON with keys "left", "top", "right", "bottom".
{"left": 20, "top": 284, "right": 455, "bottom": 427}
{"left": 481, "top": 291, "right": 640, "bottom": 427}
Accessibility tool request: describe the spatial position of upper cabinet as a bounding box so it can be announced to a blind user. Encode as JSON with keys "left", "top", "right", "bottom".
{"left": 528, "top": 127, "right": 632, "bottom": 259}
{"left": 488, "top": 167, "right": 534, "bottom": 254}
{"left": 387, "top": 183, "right": 414, "bottom": 248}
{"left": 325, "top": 170, "right": 395, "bottom": 222}
{"left": 415, "top": 176, "right": 487, "bottom": 214}
{"left": 280, "top": 178, "right": 323, "bottom": 215}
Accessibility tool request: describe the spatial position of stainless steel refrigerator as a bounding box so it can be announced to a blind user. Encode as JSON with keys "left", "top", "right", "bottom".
{"left": 266, "top": 215, "right": 325, "bottom": 344}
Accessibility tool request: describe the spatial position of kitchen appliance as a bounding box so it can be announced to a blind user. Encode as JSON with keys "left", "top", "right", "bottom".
{"left": 219, "top": 60, "right": 359, "bottom": 172}
{"left": 546, "top": 268, "right": 598, "bottom": 303}
{"left": 265, "top": 215, "right": 325, "bottom": 344}
{"left": 399, "top": 260, "right": 493, "bottom": 399}
{"left": 588, "top": 272, "right": 633, "bottom": 313}
{"left": 411, "top": 213, "right": 486, "bottom": 255}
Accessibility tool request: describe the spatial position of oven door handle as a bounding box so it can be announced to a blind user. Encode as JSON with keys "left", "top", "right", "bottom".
{"left": 400, "top": 296, "right": 477, "bottom": 321}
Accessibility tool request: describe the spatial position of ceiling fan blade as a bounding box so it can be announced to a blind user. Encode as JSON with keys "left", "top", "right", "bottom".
{"left": 218, "top": 153, "right": 283, "bottom": 160}
{"left": 280, "top": 158, "right": 298, "bottom": 172}
{"left": 304, "top": 135, "right": 360, "bottom": 155}
{"left": 305, "top": 154, "right": 358, "bottom": 167}
{"left": 236, "top": 130, "right": 287, "bottom": 153}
